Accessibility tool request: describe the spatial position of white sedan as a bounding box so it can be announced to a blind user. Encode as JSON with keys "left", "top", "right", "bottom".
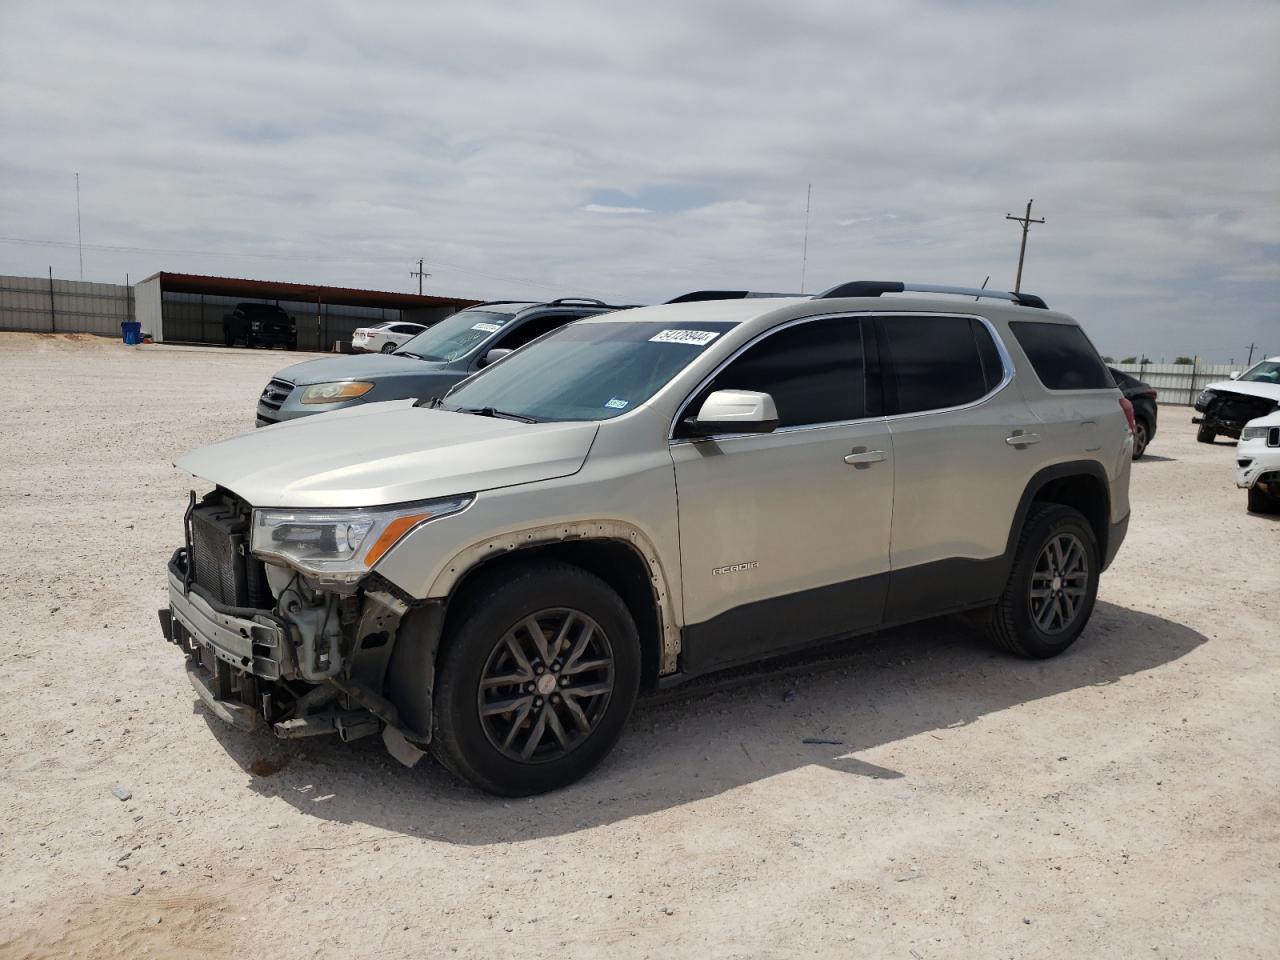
{"left": 351, "top": 321, "right": 428, "bottom": 354}
{"left": 1237, "top": 410, "right": 1280, "bottom": 514}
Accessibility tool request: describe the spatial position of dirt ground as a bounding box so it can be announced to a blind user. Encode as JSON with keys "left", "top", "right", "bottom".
{"left": 0, "top": 332, "right": 1276, "bottom": 960}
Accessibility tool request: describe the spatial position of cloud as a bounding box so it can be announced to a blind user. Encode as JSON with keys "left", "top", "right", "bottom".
{"left": 582, "top": 204, "right": 651, "bottom": 215}
{"left": 0, "top": 0, "right": 1277, "bottom": 360}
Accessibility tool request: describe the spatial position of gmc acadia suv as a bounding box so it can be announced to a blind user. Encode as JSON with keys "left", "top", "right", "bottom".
{"left": 159, "top": 281, "right": 1132, "bottom": 795}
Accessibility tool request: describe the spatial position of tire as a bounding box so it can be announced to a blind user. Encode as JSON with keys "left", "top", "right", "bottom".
{"left": 288, "top": 339, "right": 298, "bottom": 352}
{"left": 430, "top": 561, "right": 641, "bottom": 796}
{"left": 381, "top": 342, "right": 397, "bottom": 354}
{"left": 1247, "top": 484, "right": 1280, "bottom": 515}
{"left": 983, "top": 504, "right": 1100, "bottom": 659}
{"left": 1197, "top": 423, "right": 1216, "bottom": 444}
{"left": 1131, "top": 417, "right": 1150, "bottom": 459}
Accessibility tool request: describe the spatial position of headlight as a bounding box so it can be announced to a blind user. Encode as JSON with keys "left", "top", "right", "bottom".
{"left": 251, "top": 495, "right": 473, "bottom": 581}
{"left": 1195, "top": 389, "right": 1215, "bottom": 407}
{"left": 300, "top": 381, "right": 375, "bottom": 404}
{"left": 1241, "top": 425, "right": 1269, "bottom": 441}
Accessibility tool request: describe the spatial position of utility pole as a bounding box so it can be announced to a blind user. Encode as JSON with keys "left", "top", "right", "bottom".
{"left": 1246, "top": 343, "right": 1257, "bottom": 365}
{"left": 1005, "top": 199, "right": 1044, "bottom": 293}
{"left": 800, "top": 183, "right": 812, "bottom": 294}
{"left": 411, "top": 258, "right": 430, "bottom": 295}
{"left": 75, "top": 173, "right": 84, "bottom": 280}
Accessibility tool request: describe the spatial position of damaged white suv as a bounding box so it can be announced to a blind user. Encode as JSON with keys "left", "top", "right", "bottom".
{"left": 160, "top": 281, "right": 1132, "bottom": 795}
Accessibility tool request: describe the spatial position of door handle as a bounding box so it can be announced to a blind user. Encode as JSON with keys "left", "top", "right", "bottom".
{"left": 1005, "top": 432, "right": 1042, "bottom": 447}
{"left": 843, "top": 448, "right": 887, "bottom": 466}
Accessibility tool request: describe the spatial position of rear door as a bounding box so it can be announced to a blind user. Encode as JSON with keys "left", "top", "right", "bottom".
{"left": 670, "top": 315, "right": 894, "bottom": 673}
{"left": 877, "top": 313, "right": 1038, "bottom": 620}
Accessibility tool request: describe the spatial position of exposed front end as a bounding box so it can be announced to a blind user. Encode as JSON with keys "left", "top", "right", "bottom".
{"left": 158, "top": 488, "right": 468, "bottom": 762}
{"left": 1194, "top": 389, "right": 1277, "bottom": 440}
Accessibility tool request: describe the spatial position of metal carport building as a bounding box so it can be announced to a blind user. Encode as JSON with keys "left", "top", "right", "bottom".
{"left": 133, "top": 272, "right": 481, "bottom": 351}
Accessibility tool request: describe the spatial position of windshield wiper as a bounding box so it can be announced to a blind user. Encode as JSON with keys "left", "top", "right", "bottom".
{"left": 455, "top": 406, "right": 539, "bottom": 424}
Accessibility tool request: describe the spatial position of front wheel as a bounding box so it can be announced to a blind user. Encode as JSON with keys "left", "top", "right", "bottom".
{"left": 430, "top": 562, "right": 641, "bottom": 796}
{"left": 1248, "top": 484, "right": 1280, "bottom": 515}
{"left": 983, "top": 504, "right": 1100, "bottom": 658}
{"left": 1197, "top": 423, "right": 1216, "bottom": 444}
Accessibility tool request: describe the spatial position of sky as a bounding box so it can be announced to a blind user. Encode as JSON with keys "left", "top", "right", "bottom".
{"left": 1, "top": 0, "right": 1277, "bottom": 362}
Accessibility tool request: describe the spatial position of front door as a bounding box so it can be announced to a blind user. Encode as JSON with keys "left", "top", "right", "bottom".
{"left": 669, "top": 315, "right": 893, "bottom": 674}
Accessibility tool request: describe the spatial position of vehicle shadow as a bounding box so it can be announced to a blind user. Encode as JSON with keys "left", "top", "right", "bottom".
{"left": 1134, "top": 454, "right": 1177, "bottom": 463}
{"left": 201, "top": 601, "right": 1205, "bottom": 845}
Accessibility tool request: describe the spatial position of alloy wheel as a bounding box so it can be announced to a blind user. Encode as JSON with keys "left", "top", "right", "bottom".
{"left": 1028, "top": 532, "right": 1089, "bottom": 634}
{"left": 477, "top": 609, "right": 615, "bottom": 763}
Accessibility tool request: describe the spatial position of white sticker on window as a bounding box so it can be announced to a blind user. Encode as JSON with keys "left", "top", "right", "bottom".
{"left": 471, "top": 322, "right": 502, "bottom": 333}
{"left": 649, "top": 329, "right": 721, "bottom": 346}
{"left": 605, "top": 397, "right": 629, "bottom": 410}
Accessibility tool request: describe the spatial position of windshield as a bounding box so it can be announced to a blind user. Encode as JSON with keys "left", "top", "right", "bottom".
{"left": 1237, "top": 360, "right": 1280, "bottom": 385}
{"left": 395, "top": 310, "right": 517, "bottom": 362}
{"left": 443, "top": 320, "right": 736, "bottom": 422}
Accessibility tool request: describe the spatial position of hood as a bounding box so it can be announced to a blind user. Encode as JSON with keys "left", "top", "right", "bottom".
{"left": 177, "top": 400, "right": 599, "bottom": 508}
{"left": 273, "top": 352, "right": 444, "bottom": 385}
{"left": 1203, "top": 380, "right": 1280, "bottom": 403}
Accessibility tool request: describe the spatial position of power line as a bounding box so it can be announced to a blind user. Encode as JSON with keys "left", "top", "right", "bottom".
{"left": 1005, "top": 199, "right": 1045, "bottom": 293}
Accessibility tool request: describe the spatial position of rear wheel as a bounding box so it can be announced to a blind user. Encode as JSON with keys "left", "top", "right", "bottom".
{"left": 430, "top": 562, "right": 641, "bottom": 796}
{"left": 1197, "top": 423, "right": 1216, "bottom": 444}
{"left": 1132, "top": 418, "right": 1150, "bottom": 459}
{"left": 381, "top": 342, "right": 397, "bottom": 354}
{"left": 984, "top": 504, "right": 1100, "bottom": 658}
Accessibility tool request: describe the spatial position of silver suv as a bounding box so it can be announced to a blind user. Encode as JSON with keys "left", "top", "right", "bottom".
{"left": 159, "top": 281, "right": 1132, "bottom": 795}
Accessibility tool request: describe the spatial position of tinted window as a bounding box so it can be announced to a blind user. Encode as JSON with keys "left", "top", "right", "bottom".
{"left": 444, "top": 320, "right": 735, "bottom": 422}
{"left": 492, "top": 313, "right": 581, "bottom": 352}
{"left": 1009, "top": 321, "right": 1113, "bottom": 390}
{"left": 691, "top": 317, "right": 864, "bottom": 429}
{"left": 882, "top": 316, "right": 992, "bottom": 414}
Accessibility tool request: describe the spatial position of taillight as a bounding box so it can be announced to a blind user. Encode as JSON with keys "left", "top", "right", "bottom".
{"left": 1119, "top": 397, "right": 1137, "bottom": 435}
{"left": 1139, "top": 389, "right": 1158, "bottom": 400}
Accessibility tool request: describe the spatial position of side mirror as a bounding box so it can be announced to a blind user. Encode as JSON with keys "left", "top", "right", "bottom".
{"left": 480, "top": 348, "right": 512, "bottom": 368}
{"left": 1229, "top": 371, "right": 1240, "bottom": 379}
{"left": 684, "top": 389, "right": 779, "bottom": 436}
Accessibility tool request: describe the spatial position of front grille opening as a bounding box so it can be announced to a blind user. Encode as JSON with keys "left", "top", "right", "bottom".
{"left": 259, "top": 378, "right": 295, "bottom": 411}
{"left": 189, "top": 490, "right": 272, "bottom": 608}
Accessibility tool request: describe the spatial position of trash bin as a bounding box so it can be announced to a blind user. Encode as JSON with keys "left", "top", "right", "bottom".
{"left": 121, "top": 321, "right": 142, "bottom": 345}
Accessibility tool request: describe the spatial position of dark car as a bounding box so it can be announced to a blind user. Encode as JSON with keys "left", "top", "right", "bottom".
{"left": 1109, "top": 367, "right": 1158, "bottom": 458}
{"left": 223, "top": 303, "right": 297, "bottom": 350}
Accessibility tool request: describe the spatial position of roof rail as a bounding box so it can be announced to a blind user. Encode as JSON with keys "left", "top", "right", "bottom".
{"left": 666, "top": 290, "right": 805, "bottom": 303}
{"left": 474, "top": 300, "right": 536, "bottom": 308}
{"left": 547, "top": 297, "right": 610, "bottom": 307}
{"left": 816, "top": 280, "right": 1048, "bottom": 309}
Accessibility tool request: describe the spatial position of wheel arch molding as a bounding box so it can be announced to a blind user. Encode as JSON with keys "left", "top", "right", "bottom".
{"left": 1009, "top": 460, "right": 1114, "bottom": 571}
{"left": 424, "top": 521, "right": 680, "bottom": 683}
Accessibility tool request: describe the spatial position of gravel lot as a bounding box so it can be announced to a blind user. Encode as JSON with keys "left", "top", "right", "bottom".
{"left": 1, "top": 332, "right": 1277, "bottom": 960}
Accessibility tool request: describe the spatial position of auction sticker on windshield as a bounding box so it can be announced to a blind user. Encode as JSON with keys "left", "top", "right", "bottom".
{"left": 649, "top": 329, "right": 721, "bottom": 346}
{"left": 471, "top": 322, "right": 503, "bottom": 333}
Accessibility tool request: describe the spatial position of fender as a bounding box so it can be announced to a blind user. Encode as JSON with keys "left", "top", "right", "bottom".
{"left": 424, "top": 519, "right": 682, "bottom": 675}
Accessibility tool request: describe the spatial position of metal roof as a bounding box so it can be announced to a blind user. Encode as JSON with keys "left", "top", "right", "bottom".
{"left": 140, "top": 271, "right": 482, "bottom": 310}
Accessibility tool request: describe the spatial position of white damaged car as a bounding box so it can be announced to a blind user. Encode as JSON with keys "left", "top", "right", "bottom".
{"left": 1237, "top": 410, "right": 1280, "bottom": 514}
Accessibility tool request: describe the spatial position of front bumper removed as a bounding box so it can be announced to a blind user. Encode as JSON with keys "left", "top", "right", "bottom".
{"left": 160, "top": 551, "right": 421, "bottom": 759}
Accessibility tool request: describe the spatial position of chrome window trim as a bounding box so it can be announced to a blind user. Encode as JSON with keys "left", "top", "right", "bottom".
{"left": 668, "top": 310, "right": 1015, "bottom": 444}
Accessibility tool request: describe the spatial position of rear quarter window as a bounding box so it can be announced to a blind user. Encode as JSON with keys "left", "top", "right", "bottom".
{"left": 1009, "top": 321, "right": 1114, "bottom": 390}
